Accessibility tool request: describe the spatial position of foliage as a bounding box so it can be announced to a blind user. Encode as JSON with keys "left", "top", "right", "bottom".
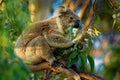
{"left": 0, "top": 0, "right": 31, "bottom": 80}
{"left": 55, "top": 26, "right": 95, "bottom": 72}
{"left": 0, "top": 0, "right": 119, "bottom": 80}
{"left": 103, "top": 45, "right": 120, "bottom": 80}
{"left": 67, "top": 37, "right": 94, "bottom": 72}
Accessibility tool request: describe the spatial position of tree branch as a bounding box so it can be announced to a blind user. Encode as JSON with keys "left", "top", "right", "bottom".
{"left": 27, "top": 62, "right": 104, "bottom": 80}
{"left": 85, "top": 0, "right": 97, "bottom": 28}
{"left": 70, "top": 0, "right": 82, "bottom": 11}
{"left": 62, "top": 0, "right": 73, "bottom": 8}
{"left": 79, "top": 71, "right": 104, "bottom": 80}
{"left": 79, "top": 0, "right": 90, "bottom": 20}
{"left": 73, "top": 0, "right": 97, "bottom": 43}
{"left": 27, "top": 62, "right": 80, "bottom": 80}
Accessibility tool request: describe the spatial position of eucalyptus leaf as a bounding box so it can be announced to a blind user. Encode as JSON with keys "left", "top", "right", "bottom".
{"left": 68, "top": 57, "right": 78, "bottom": 67}
{"left": 69, "top": 26, "right": 73, "bottom": 40}
{"left": 68, "top": 50, "right": 78, "bottom": 59}
{"left": 79, "top": 54, "right": 87, "bottom": 70}
{"left": 73, "top": 42, "right": 79, "bottom": 49}
{"left": 87, "top": 55, "right": 95, "bottom": 72}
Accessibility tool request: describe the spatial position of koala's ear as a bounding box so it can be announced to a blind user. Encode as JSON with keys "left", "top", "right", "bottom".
{"left": 56, "top": 6, "right": 67, "bottom": 13}
{"left": 53, "top": 6, "right": 67, "bottom": 16}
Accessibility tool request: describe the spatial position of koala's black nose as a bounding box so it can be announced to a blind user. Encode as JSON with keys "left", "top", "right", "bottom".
{"left": 74, "top": 20, "right": 81, "bottom": 29}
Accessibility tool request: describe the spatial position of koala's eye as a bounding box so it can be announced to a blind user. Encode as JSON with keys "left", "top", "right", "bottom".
{"left": 70, "top": 16, "right": 73, "bottom": 20}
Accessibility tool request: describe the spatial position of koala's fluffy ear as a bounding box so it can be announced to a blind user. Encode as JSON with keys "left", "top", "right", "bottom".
{"left": 53, "top": 6, "right": 68, "bottom": 16}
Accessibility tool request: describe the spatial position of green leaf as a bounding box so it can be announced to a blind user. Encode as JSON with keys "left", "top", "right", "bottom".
{"left": 69, "top": 26, "right": 73, "bottom": 40}
{"left": 79, "top": 54, "right": 87, "bottom": 70}
{"left": 87, "top": 55, "right": 95, "bottom": 72}
{"left": 73, "top": 42, "right": 79, "bottom": 49}
{"left": 95, "top": 16, "right": 101, "bottom": 28}
{"left": 56, "top": 55, "right": 62, "bottom": 60}
{"left": 68, "top": 57, "right": 78, "bottom": 67}
{"left": 68, "top": 50, "right": 78, "bottom": 59}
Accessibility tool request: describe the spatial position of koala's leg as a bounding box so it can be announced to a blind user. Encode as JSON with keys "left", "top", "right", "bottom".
{"left": 25, "top": 36, "right": 56, "bottom": 65}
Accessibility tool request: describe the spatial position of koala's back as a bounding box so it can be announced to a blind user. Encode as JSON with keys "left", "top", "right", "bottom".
{"left": 15, "top": 19, "right": 56, "bottom": 47}
{"left": 14, "top": 18, "right": 57, "bottom": 64}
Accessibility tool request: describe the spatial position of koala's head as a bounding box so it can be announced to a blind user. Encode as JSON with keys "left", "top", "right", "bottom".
{"left": 54, "top": 6, "right": 83, "bottom": 34}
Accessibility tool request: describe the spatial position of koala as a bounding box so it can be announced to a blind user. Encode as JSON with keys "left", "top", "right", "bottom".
{"left": 14, "top": 6, "right": 82, "bottom": 80}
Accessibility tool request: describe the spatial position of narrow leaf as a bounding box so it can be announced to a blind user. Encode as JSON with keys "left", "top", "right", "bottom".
{"left": 87, "top": 55, "right": 95, "bottom": 72}
{"left": 80, "top": 54, "right": 87, "bottom": 70}
{"left": 68, "top": 57, "right": 78, "bottom": 67}
{"left": 69, "top": 26, "right": 73, "bottom": 40}
{"left": 73, "top": 42, "right": 79, "bottom": 49}
{"left": 72, "top": 51, "right": 78, "bottom": 59}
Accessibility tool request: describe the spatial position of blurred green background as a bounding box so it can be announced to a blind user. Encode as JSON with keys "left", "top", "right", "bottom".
{"left": 0, "top": 0, "right": 120, "bottom": 80}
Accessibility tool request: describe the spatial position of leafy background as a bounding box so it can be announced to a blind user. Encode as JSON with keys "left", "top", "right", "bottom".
{"left": 0, "top": 0, "right": 120, "bottom": 80}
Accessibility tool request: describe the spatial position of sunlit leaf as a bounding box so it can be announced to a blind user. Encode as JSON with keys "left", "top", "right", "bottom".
{"left": 93, "top": 28, "right": 101, "bottom": 36}
{"left": 0, "top": 33, "right": 8, "bottom": 47}
{"left": 95, "top": 16, "right": 101, "bottom": 28}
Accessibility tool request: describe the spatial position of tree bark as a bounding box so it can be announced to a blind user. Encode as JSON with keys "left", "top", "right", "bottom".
{"left": 27, "top": 62, "right": 104, "bottom": 80}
